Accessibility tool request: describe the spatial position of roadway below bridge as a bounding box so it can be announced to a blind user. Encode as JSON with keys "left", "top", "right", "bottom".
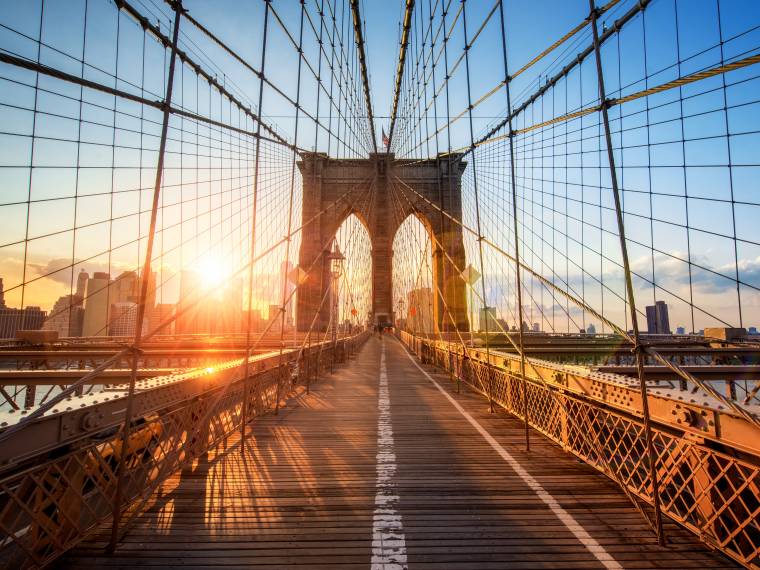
{"left": 58, "top": 336, "right": 737, "bottom": 569}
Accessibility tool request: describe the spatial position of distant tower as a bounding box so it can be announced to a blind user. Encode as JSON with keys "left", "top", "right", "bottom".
{"left": 113, "top": 271, "right": 139, "bottom": 303}
{"left": 646, "top": 301, "right": 671, "bottom": 334}
{"left": 44, "top": 295, "right": 84, "bottom": 337}
{"left": 222, "top": 277, "right": 243, "bottom": 333}
{"left": 176, "top": 271, "right": 203, "bottom": 334}
{"left": 76, "top": 269, "right": 88, "bottom": 298}
{"left": 477, "top": 306, "right": 497, "bottom": 333}
{"left": 82, "top": 272, "right": 112, "bottom": 337}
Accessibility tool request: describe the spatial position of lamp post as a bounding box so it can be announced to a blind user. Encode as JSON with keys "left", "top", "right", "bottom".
{"left": 461, "top": 264, "right": 481, "bottom": 344}
{"left": 326, "top": 240, "right": 345, "bottom": 362}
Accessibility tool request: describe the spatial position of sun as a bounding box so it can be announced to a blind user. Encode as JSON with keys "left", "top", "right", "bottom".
{"left": 197, "top": 255, "right": 229, "bottom": 290}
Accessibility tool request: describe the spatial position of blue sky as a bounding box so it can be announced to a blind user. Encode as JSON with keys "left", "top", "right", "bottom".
{"left": 0, "top": 0, "right": 759, "bottom": 335}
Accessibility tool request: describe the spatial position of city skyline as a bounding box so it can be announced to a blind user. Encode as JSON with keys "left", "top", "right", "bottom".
{"left": 1, "top": 0, "right": 759, "bottom": 337}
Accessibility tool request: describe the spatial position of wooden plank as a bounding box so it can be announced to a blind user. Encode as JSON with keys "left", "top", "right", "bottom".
{"left": 58, "top": 337, "right": 738, "bottom": 569}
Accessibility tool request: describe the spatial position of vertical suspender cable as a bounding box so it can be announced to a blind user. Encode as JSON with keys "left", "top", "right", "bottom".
{"left": 108, "top": 0, "right": 183, "bottom": 552}
{"left": 277, "top": 0, "right": 306, "bottom": 410}
{"left": 242, "top": 0, "right": 271, "bottom": 442}
{"left": 497, "top": 0, "right": 529, "bottom": 450}
{"left": 587, "top": 0, "right": 664, "bottom": 545}
{"left": 461, "top": 0, "right": 495, "bottom": 413}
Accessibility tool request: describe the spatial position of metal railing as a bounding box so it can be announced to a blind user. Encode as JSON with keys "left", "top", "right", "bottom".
{"left": 0, "top": 331, "right": 368, "bottom": 568}
{"left": 401, "top": 331, "right": 760, "bottom": 569}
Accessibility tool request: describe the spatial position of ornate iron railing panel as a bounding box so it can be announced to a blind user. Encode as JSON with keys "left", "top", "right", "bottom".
{"left": 401, "top": 331, "right": 760, "bottom": 569}
{"left": 0, "top": 332, "right": 368, "bottom": 568}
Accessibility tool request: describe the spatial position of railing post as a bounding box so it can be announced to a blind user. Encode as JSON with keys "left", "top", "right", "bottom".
{"left": 108, "top": 0, "right": 182, "bottom": 553}
{"left": 587, "top": 0, "right": 664, "bottom": 545}
{"left": 274, "top": 341, "right": 281, "bottom": 416}
{"left": 306, "top": 341, "right": 312, "bottom": 395}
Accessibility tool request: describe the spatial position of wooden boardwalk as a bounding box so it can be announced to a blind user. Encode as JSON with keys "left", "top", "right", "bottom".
{"left": 59, "top": 337, "right": 737, "bottom": 569}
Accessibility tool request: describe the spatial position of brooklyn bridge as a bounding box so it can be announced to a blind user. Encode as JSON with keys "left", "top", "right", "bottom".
{"left": 0, "top": 0, "right": 759, "bottom": 568}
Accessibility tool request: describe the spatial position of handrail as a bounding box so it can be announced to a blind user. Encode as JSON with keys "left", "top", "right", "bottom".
{"left": 0, "top": 331, "right": 370, "bottom": 568}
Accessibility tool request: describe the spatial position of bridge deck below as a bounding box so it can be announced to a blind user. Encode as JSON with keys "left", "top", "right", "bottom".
{"left": 59, "top": 337, "right": 736, "bottom": 569}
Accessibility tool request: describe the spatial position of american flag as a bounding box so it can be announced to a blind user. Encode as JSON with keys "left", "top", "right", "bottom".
{"left": 381, "top": 127, "right": 389, "bottom": 149}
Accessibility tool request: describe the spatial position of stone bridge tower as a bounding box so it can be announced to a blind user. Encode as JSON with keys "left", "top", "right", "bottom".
{"left": 296, "top": 152, "right": 469, "bottom": 333}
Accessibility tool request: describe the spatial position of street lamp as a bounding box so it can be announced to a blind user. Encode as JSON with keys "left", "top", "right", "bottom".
{"left": 326, "top": 241, "right": 345, "bottom": 347}
{"left": 460, "top": 264, "right": 481, "bottom": 344}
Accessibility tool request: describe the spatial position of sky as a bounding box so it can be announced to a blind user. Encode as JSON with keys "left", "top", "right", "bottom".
{"left": 0, "top": 0, "right": 759, "bottom": 335}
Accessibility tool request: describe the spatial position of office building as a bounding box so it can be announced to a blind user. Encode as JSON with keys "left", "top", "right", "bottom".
{"left": 43, "top": 294, "right": 84, "bottom": 337}
{"left": 586, "top": 323, "right": 596, "bottom": 335}
{"left": 109, "top": 301, "right": 138, "bottom": 336}
{"left": 221, "top": 277, "right": 243, "bottom": 333}
{"left": 113, "top": 271, "right": 138, "bottom": 303}
{"left": 151, "top": 303, "right": 175, "bottom": 335}
{"left": 76, "top": 269, "right": 88, "bottom": 297}
{"left": 281, "top": 261, "right": 295, "bottom": 327}
{"left": 0, "top": 306, "right": 46, "bottom": 338}
{"left": 0, "top": 279, "right": 46, "bottom": 338}
{"left": 477, "top": 306, "right": 498, "bottom": 332}
{"left": 82, "top": 272, "right": 112, "bottom": 336}
{"left": 645, "top": 301, "right": 671, "bottom": 334}
{"left": 176, "top": 271, "right": 205, "bottom": 334}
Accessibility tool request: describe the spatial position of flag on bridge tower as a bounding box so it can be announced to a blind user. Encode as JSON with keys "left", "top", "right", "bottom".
{"left": 382, "top": 127, "right": 389, "bottom": 149}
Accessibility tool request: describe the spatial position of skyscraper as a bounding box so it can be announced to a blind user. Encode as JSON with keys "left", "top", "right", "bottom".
{"left": 645, "top": 301, "right": 671, "bottom": 334}
{"left": 109, "top": 302, "right": 138, "bottom": 336}
{"left": 76, "top": 269, "right": 88, "bottom": 297}
{"left": 281, "top": 261, "right": 295, "bottom": 327}
{"left": 0, "top": 279, "right": 47, "bottom": 338}
{"left": 176, "top": 271, "right": 199, "bottom": 334}
{"left": 221, "top": 277, "right": 243, "bottom": 333}
{"left": 151, "top": 303, "right": 176, "bottom": 336}
{"left": 477, "top": 306, "right": 498, "bottom": 333}
{"left": 43, "top": 270, "right": 89, "bottom": 337}
{"left": 82, "top": 272, "right": 112, "bottom": 336}
{"left": 44, "top": 294, "right": 84, "bottom": 337}
{"left": 113, "top": 271, "right": 139, "bottom": 303}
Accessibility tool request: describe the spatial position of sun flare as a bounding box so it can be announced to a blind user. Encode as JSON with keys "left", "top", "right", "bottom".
{"left": 197, "top": 255, "right": 229, "bottom": 291}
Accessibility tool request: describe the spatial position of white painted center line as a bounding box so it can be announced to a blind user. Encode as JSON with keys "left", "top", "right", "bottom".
{"left": 371, "top": 340, "right": 408, "bottom": 570}
{"left": 400, "top": 341, "right": 623, "bottom": 570}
